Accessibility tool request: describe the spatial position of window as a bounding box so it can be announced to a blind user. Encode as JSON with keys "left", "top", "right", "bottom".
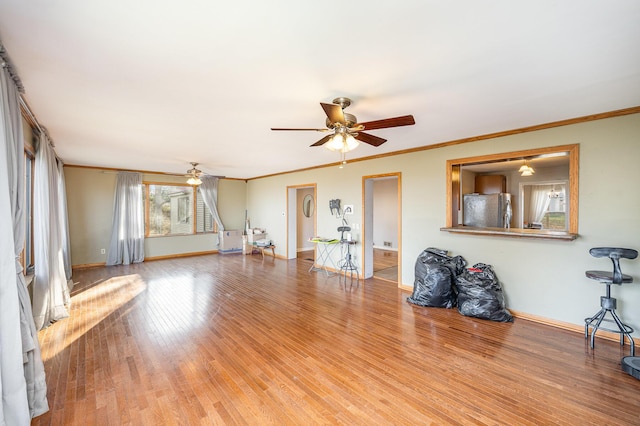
{"left": 144, "top": 183, "right": 216, "bottom": 236}
{"left": 196, "top": 187, "right": 215, "bottom": 233}
{"left": 23, "top": 151, "right": 35, "bottom": 272}
{"left": 521, "top": 182, "right": 567, "bottom": 231}
{"left": 177, "top": 196, "right": 190, "bottom": 224}
{"left": 442, "top": 144, "right": 579, "bottom": 240}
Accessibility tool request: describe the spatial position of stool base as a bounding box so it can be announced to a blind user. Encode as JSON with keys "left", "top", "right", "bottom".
{"left": 585, "top": 297, "right": 635, "bottom": 356}
{"left": 622, "top": 356, "right": 640, "bottom": 380}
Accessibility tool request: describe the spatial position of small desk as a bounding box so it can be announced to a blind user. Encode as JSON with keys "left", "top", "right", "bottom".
{"left": 253, "top": 244, "right": 275, "bottom": 259}
{"left": 308, "top": 238, "right": 340, "bottom": 276}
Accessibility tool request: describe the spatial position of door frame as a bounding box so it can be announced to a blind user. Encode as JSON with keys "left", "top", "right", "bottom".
{"left": 362, "top": 173, "right": 402, "bottom": 286}
{"left": 286, "top": 183, "right": 317, "bottom": 260}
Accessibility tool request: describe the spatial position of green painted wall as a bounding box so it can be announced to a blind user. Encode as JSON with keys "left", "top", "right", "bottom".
{"left": 246, "top": 113, "right": 640, "bottom": 336}
{"left": 65, "top": 167, "right": 247, "bottom": 265}
{"left": 63, "top": 113, "right": 640, "bottom": 336}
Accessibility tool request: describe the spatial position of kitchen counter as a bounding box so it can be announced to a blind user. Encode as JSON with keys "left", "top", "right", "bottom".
{"left": 440, "top": 225, "right": 578, "bottom": 241}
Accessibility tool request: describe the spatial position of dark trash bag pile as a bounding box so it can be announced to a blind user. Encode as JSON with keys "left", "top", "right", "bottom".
{"left": 407, "top": 248, "right": 466, "bottom": 308}
{"left": 456, "top": 263, "right": 513, "bottom": 322}
{"left": 407, "top": 248, "right": 513, "bottom": 323}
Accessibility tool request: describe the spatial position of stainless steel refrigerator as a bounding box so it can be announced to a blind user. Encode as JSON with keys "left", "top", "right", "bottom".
{"left": 463, "top": 193, "right": 512, "bottom": 228}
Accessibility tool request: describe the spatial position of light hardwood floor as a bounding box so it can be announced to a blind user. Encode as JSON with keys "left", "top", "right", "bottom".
{"left": 32, "top": 254, "right": 640, "bottom": 425}
{"left": 373, "top": 248, "right": 398, "bottom": 282}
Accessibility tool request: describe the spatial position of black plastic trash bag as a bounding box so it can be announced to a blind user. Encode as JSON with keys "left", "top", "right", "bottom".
{"left": 407, "top": 248, "right": 467, "bottom": 308}
{"left": 455, "top": 263, "right": 513, "bottom": 322}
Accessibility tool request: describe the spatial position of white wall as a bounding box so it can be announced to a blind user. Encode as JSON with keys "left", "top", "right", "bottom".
{"left": 246, "top": 114, "right": 640, "bottom": 337}
{"left": 373, "top": 178, "right": 398, "bottom": 249}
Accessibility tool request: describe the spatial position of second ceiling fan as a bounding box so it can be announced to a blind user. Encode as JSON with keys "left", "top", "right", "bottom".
{"left": 271, "top": 97, "right": 415, "bottom": 150}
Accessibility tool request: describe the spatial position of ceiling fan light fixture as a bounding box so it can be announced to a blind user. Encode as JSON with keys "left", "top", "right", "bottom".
{"left": 272, "top": 96, "right": 415, "bottom": 152}
{"left": 325, "top": 133, "right": 345, "bottom": 151}
{"left": 187, "top": 176, "right": 202, "bottom": 185}
{"left": 186, "top": 162, "right": 203, "bottom": 185}
{"left": 344, "top": 134, "right": 359, "bottom": 151}
{"left": 326, "top": 130, "right": 359, "bottom": 153}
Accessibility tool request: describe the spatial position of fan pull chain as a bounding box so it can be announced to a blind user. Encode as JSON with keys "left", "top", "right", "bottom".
{"left": 339, "top": 151, "right": 347, "bottom": 168}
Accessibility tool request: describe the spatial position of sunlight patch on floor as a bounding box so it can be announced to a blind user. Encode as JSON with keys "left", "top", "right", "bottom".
{"left": 41, "top": 274, "right": 147, "bottom": 362}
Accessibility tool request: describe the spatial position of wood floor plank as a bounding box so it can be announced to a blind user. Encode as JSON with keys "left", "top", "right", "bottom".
{"left": 31, "top": 253, "right": 640, "bottom": 425}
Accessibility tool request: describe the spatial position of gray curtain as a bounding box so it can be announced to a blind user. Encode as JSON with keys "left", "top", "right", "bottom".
{"left": 0, "top": 57, "right": 31, "bottom": 426}
{"left": 200, "top": 176, "right": 224, "bottom": 232}
{"left": 106, "top": 171, "right": 144, "bottom": 265}
{"left": 1, "top": 59, "right": 48, "bottom": 422}
{"left": 57, "top": 160, "right": 72, "bottom": 279}
{"left": 33, "top": 131, "right": 72, "bottom": 330}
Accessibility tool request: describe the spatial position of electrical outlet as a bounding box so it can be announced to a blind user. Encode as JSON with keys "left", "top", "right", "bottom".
{"left": 100, "top": 248, "right": 106, "bottom": 254}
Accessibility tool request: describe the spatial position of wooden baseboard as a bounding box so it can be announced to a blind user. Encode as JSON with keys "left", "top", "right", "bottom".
{"left": 509, "top": 309, "right": 578, "bottom": 331}
{"left": 510, "top": 309, "right": 638, "bottom": 348}
{"left": 145, "top": 250, "right": 218, "bottom": 262}
{"left": 399, "top": 288, "right": 638, "bottom": 348}
{"left": 72, "top": 262, "right": 106, "bottom": 270}
{"left": 373, "top": 246, "right": 398, "bottom": 252}
{"left": 72, "top": 250, "right": 219, "bottom": 271}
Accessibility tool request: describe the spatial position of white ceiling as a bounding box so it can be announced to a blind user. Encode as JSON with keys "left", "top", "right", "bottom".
{"left": 0, "top": 1, "right": 639, "bottom": 179}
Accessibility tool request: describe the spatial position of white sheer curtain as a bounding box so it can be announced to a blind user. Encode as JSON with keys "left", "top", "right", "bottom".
{"left": 528, "top": 184, "right": 554, "bottom": 224}
{"left": 200, "top": 176, "right": 225, "bottom": 232}
{"left": 106, "top": 171, "right": 144, "bottom": 265}
{"left": 0, "top": 59, "right": 32, "bottom": 426}
{"left": 33, "top": 132, "right": 72, "bottom": 331}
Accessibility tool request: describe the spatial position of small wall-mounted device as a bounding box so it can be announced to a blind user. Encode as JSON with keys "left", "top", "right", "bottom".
{"left": 343, "top": 205, "right": 353, "bottom": 215}
{"left": 329, "top": 199, "right": 341, "bottom": 215}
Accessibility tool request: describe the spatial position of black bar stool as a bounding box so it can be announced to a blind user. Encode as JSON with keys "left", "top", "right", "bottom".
{"left": 584, "top": 247, "right": 638, "bottom": 356}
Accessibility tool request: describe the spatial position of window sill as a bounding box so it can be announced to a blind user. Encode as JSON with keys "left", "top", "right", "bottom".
{"left": 146, "top": 232, "right": 217, "bottom": 238}
{"left": 440, "top": 226, "right": 578, "bottom": 241}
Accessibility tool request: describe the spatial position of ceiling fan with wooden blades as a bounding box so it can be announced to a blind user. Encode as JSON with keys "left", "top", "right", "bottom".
{"left": 271, "top": 97, "right": 415, "bottom": 150}
{"left": 184, "top": 162, "right": 225, "bottom": 185}
{"left": 185, "top": 162, "right": 203, "bottom": 185}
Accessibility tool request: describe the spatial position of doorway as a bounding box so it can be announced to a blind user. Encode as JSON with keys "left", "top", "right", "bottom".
{"left": 286, "top": 184, "right": 316, "bottom": 261}
{"left": 362, "top": 173, "right": 401, "bottom": 285}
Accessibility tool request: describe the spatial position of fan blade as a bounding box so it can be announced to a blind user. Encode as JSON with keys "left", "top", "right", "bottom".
{"left": 310, "top": 134, "right": 333, "bottom": 147}
{"left": 355, "top": 132, "right": 387, "bottom": 147}
{"left": 271, "top": 127, "right": 329, "bottom": 131}
{"left": 321, "top": 103, "right": 346, "bottom": 125}
{"left": 358, "top": 115, "right": 415, "bottom": 131}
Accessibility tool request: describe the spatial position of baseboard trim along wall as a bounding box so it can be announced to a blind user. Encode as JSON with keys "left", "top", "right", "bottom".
{"left": 71, "top": 250, "right": 220, "bottom": 270}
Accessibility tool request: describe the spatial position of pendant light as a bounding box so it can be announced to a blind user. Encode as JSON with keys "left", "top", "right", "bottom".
{"left": 519, "top": 160, "right": 535, "bottom": 176}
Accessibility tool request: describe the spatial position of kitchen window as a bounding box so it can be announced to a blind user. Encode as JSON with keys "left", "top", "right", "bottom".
{"left": 441, "top": 144, "right": 579, "bottom": 240}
